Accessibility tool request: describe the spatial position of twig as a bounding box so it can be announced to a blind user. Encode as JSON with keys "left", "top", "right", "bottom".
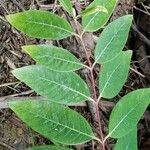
{"left": 0, "top": 141, "right": 15, "bottom": 150}
{"left": 0, "top": 95, "right": 114, "bottom": 109}
{"left": 141, "top": 2, "right": 149, "bottom": 13}
{"left": 0, "top": 0, "right": 9, "bottom": 14}
{"left": 132, "top": 24, "right": 150, "bottom": 47}
{"left": 52, "top": 0, "right": 58, "bottom": 12}
{"left": 73, "top": 16, "right": 106, "bottom": 149}
{"left": 134, "top": 6, "right": 150, "bottom": 16}
{"left": 0, "top": 90, "right": 34, "bottom": 102}
{"left": 132, "top": 56, "right": 150, "bottom": 64}
{"left": 10, "top": 0, "right": 25, "bottom": 11}
{"left": 130, "top": 67, "right": 145, "bottom": 78}
{"left": 0, "top": 15, "right": 7, "bottom": 22}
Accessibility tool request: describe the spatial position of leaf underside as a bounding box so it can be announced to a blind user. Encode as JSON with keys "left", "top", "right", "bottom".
{"left": 9, "top": 100, "right": 95, "bottom": 145}
{"left": 22, "top": 45, "right": 83, "bottom": 72}
{"left": 6, "top": 10, "right": 74, "bottom": 40}
{"left": 82, "top": 0, "right": 117, "bottom": 32}
{"left": 95, "top": 15, "right": 133, "bottom": 64}
{"left": 109, "top": 88, "right": 150, "bottom": 138}
{"left": 99, "top": 51, "right": 132, "bottom": 99}
{"left": 12, "top": 65, "right": 90, "bottom": 105}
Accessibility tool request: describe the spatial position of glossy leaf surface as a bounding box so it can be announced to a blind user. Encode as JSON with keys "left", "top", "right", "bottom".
{"left": 95, "top": 15, "right": 133, "bottom": 64}
{"left": 12, "top": 65, "right": 91, "bottom": 104}
{"left": 99, "top": 51, "right": 132, "bottom": 99}
{"left": 82, "top": 0, "right": 117, "bottom": 32}
{"left": 9, "top": 101, "right": 95, "bottom": 145}
{"left": 6, "top": 10, "right": 74, "bottom": 40}
{"left": 22, "top": 45, "right": 83, "bottom": 72}
{"left": 114, "top": 128, "right": 137, "bottom": 150}
{"left": 109, "top": 89, "right": 150, "bottom": 138}
{"left": 59, "top": 0, "right": 73, "bottom": 14}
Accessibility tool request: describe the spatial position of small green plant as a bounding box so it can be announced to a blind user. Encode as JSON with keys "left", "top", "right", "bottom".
{"left": 6, "top": 0, "right": 150, "bottom": 149}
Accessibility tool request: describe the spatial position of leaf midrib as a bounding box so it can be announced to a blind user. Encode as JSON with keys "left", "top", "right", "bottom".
{"left": 38, "top": 77, "right": 91, "bottom": 101}
{"left": 29, "top": 109, "right": 95, "bottom": 140}
{"left": 95, "top": 22, "right": 126, "bottom": 64}
{"left": 37, "top": 55, "right": 82, "bottom": 67}
{"left": 100, "top": 63, "right": 121, "bottom": 98}
{"left": 83, "top": 12, "right": 99, "bottom": 31}
{"left": 27, "top": 20, "right": 74, "bottom": 35}
{"left": 109, "top": 101, "right": 141, "bottom": 137}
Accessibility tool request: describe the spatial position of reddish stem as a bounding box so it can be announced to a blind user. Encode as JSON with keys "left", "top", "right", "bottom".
{"left": 73, "top": 18, "right": 106, "bottom": 149}
{"left": 80, "top": 37, "right": 106, "bottom": 150}
{"left": 95, "top": 101, "right": 106, "bottom": 150}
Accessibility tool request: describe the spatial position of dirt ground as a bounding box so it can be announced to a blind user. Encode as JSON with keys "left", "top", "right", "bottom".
{"left": 0, "top": 0, "right": 150, "bottom": 149}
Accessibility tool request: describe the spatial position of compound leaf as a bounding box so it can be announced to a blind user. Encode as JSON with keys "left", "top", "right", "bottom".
{"left": 82, "top": 0, "right": 117, "bottom": 32}
{"left": 9, "top": 100, "right": 96, "bottom": 145}
{"left": 114, "top": 128, "right": 137, "bottom": 150}
{"left": 12, "top": 65, "right": 91, "bottom": 104}
{"left": 22, "top": 45, "right": 83, "bottom": 72}
{"left": 95, "top": 15, "right": 133, "bottom": 64}
{"left": 99, "top": 51, "right": 132, "bottom": 99}
{"left": 27, "top": 145, "right": 72, "bottom": 150}
{"left": 109, "top": 89, "right": 150, "bottom": 138}
{"left": 59, "top": 0, "right": 73, "bottom": 14}
{"left": 6, "top": 10, "right": 74, "bottom": 40}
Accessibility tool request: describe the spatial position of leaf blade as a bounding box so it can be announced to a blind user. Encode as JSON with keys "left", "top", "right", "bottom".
{"left": 59, "top": 0, "right": 73, "bottom": 14}
{"left": 27, "top": 145, "right": 72, "bottom": 150}
{"left": 80, "top": 6, "right": 108, "bottom": 17}
{"left": 108, "top": 88, "right": 150, "bottom": 138}
{"left": 99, "top": 51, "right": 132, "bottom": 99}
{"left": 82, "top": 0, "right": 117, "bottom": 32}
{"left": 114, "top": 128, "right": 137, "bottom": 150}
{"left": 95, "top": 15, "right": 133, "bottom": 64}
{"left": 6, "top": 10, "right": 74, "bottom": 40}
{"left": 12, "top": 65, "right": 91, "bottom": 104}
{"left": 9, "top": 100, "right": 95, "bottom": 145}
{"left": 22, "top": 45, "right": 83, "bottom": 72}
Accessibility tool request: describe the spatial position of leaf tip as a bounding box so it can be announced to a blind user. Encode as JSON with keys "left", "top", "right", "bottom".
{"left": 22, "top": 45, "right": 35, "bottom": 55}
{"left": 5, "top": 14, "right": 12, "bottom": 23}
{"left": 21, "top": 45, "right": 29, "bottom": 53}
{"left": 127, "top": 14, "right": 133, "bottom": 22}
{"left": 11, "top": 68, "right": 20, "bottom": 79}
{"left": 8, "top": 100, "right": 17, "bottom": 111}
{"left": 124, "top": 50, "right": 133, "bottom": 59}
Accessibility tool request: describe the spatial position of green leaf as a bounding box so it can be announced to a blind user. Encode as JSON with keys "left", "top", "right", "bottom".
{"left": 99, "top": 51, "right": 132, "bottom": 99}
{"left": 12, "top": 65, "right": 91, "bottom": 104}
{"left": 27, "top": 145, "right": 72, "bottom": 150}
{"left": 22, "top": 45, "right": 84, "bottom": 72}
{"left": 6, "top": 10, "right": 74, "bottom": 40}
{"left": 114, "top": 128, "right": 137, "bottom": 150}
{"left": 59, "top": 0, "right": 73, "bottom": 14}
{"left": 80, "top": 6, "right": 108, "bottom": 17}
{"left": 82, "top": 0, "right": 117, "bottom": 32}
{"left": 108, "top": 88, "right": 150, "bottom": 138}
{"left": 9, "top": 100, "right": 96, "bottom": 145}
{"left": 95, "top": 15, "right": 133, "bottom": 64}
